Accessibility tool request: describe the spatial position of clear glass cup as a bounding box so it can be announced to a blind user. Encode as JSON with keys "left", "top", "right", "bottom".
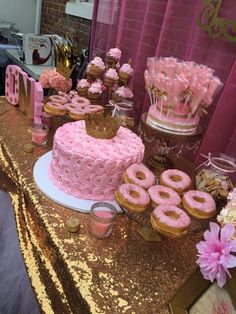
{"left": 31, "top": 124, "right": 49, "bottom": 146}
{"left": 89, "top": 202, "right": 117, "bottom": 238}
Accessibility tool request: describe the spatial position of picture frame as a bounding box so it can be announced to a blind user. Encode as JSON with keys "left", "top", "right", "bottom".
{"left": 169, "top": 267, "right": 236, "bottom": 314}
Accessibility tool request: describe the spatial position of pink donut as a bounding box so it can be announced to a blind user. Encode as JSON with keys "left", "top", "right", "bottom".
{"left": 46, "top": 101, "right": 65, "bottom": 109}
{"left": 66, "top": 104, "right": 103, "bottom": 120}
{"left": 44, "top": 101, "right": 66, "bottom": 115}
{"left": 66, "top": 104, "right": 103, "bottom": 114}
{"left": 160, "top": 169, "right": 191, "bottom": 193}
{"left": 115, "top": 183, "right": 150, "bottom": 212}
{"left": 65, "top": 102, "right": 83, "bottom": 111}
{"left": 124, "top": 163, "right": 155, "bottom": 189}
{"left": 85, "top": 105, "right": 104, "bottom": 113}
{"left": 148, "top": 185, "right": 181, "bottom": 206}
{"left": 71, "top": 95, "right": 90, "bottom": 106}
{"left": 182, "top": 190, "right": 216, "bottom": 219}
{"left": 48, "top": 95, "right": 68, "bottom": 104}
{"left": 151, "top": 205, "right": 191, "bottom": 237}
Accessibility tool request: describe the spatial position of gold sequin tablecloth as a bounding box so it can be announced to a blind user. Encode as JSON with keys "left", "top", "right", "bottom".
{"left": 0, "top": 98, "right": 203, "bottom": 314}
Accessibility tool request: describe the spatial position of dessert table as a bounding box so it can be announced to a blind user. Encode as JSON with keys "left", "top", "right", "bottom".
{"left": 0, "top": 96, "right": 204, "bottom": 314}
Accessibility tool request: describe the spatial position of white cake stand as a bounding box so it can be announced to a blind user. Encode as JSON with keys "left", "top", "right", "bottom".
{"left": 33, "top": 151, "right": 123, "bottom": 213}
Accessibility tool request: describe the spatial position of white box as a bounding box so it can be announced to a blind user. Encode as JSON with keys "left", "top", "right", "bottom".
{"left": 23, "top": 34, "right": 54, "bottom": 66}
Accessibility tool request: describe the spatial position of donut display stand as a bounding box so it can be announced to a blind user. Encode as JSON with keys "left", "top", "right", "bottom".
{"left": 122, "top": 206, "right": 151, "bottom": 226}
{"left": 122, "top": 206, "right": 162, "bottom": 241}
{"left": 33, "top": 151, "right": 123, "bottom": 213}
{"left": 139, "top": 112, "right": 203, "bottom": 172}
{"left": 122, "top": 203, "right": 205, "bottom": 241}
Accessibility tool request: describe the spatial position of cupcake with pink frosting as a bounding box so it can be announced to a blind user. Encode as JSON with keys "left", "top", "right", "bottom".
{"left": 87, "top": 57, "right": 105, "bottom": 78}
{"left": 106, "top": 47, "right": 121, "bottom": 68}
{"left": 87, "top": 81, "right": 103, "bottom": 103}
{"left": 77, "top": 79, "right": 90, "bottom": 96}
{"left": 119, "top": 63, "right": 134, "bottom": 85}
{"left": 112, "top": 86, "right": 134, "bottom": 102}
{"left": 104, "top": 68, "right": 119, "bottom": 87}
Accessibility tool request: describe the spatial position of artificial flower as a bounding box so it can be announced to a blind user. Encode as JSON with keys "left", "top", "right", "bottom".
{"left": 39, "top": 69, "right": 51, "bottom": 88}
{"left": 196, "top": 222, "right": 236, "bottom": 287}
{"left": 39, "top": 69, "right": 72, "bottom": 93}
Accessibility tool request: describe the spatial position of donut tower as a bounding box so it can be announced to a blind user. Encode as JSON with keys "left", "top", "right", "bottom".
{"left": 145, "top": 57, "right": 223, "bottom": 134}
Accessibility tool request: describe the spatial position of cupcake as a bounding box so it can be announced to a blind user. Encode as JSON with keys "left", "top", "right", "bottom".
{"left": 112, "top": 86, "right": 134, "bottom": 102}
{"left": 104, "top": 69, "right": 119, "bottom": 88}
{"left": 87, "top": 57, "right": 105, "bottom": 79}
{"left": 106, "top": 48, "right": 121, "bottom": 68}
{"left": 77, "top": 79, "right": 90, "bottom": 96}
{"left": 87, "top": 82, "right": 103, "bottom": 103}
{"left": 119, "top": 63, "right": 133, "bottom": 85}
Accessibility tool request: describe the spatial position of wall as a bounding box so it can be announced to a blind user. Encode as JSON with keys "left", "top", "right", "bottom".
{"left": 0, "top": 0, "right": 39, "bottom": 33}
{"left": 40, "top": 0, "right": 91, "bottom": 53}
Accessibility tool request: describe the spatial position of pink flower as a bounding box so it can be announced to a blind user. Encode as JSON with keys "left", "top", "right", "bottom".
{"left": 39, "top": 69, "right": 72, "bottom": 92}
{"left": 196, "top": 222, "right": 236, "bottom": 287}
{"left": 39, "top": 69, "right": 51, "bottom": 88}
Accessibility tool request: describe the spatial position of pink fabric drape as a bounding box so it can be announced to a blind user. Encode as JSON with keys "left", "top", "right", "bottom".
{"left": 90, "top": 0, "right": 236, "bottom": 159}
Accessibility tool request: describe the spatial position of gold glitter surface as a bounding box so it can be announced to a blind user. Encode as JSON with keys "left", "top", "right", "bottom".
{"left": 0, "top": 97, "right": 205, "bottom": 314}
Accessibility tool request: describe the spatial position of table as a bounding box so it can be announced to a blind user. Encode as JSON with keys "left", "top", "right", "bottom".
{"left": 0, "top": 44, "right": 17, "bottom": 67}
{"left": 5, "top": 49, "right": 54, "bottom": 80}
{"left": 0, "top": 97, "right": 204, "bottom": 314}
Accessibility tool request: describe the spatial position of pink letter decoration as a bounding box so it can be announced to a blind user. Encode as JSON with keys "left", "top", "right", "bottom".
{"left": 19, "top": 71, "right": 28, "bottom": 113}
{"left": 5, "top": 65, "right": 21, "bottom": 105}
{"left": 5, "top": 65, "right": 43, "bottom": 125}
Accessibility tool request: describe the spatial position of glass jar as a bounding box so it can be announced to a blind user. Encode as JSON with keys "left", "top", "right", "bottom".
{"left": 107, "top": 100, "right": 136, "bottom": 128}
{"left": 195, "top": 153, "right": 236, "bottom": 200}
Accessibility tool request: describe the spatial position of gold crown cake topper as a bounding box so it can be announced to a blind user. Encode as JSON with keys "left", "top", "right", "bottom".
{"left": 85, "top": 111, "right": 122, "bottom": 139}
{"left": 55, "top": 37, "right": 79, "bottom": 79}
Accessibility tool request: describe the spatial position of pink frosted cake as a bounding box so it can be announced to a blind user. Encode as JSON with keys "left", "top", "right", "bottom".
{"left": 49, "top": 121, "right": 144, "bottom": 200}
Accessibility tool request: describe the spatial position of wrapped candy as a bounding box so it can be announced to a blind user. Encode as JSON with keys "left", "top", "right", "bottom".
{"left": 144, "top": 56, "right": 222, "bottom": 123}
{"left": 203, "top": 77, "right": 222, "bottom": 105}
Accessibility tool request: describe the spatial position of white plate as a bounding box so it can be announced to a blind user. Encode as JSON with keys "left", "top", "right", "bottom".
{"left": 33, "top": 151, "right": 123, "bottom": 213}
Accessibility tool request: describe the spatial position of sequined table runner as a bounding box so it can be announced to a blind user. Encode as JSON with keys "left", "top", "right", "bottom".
{"left": 0, "top": 97, "right": 203, "bottom": 314}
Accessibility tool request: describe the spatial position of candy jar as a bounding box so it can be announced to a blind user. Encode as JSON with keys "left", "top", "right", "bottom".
{"left": 107, "top": 100, "right": 136, "bottom": 129}
{"left": 195, "top": 153, "right": 236, "bottom": 201}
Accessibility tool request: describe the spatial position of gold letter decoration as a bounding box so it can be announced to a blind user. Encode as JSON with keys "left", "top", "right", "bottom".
{"left": 197, "top": 0, "right": 236, "bottom": 42}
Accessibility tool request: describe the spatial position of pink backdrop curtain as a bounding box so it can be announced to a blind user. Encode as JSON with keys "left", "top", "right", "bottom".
{"left": 90, "top": 0, "right": 236, "bottom": 160}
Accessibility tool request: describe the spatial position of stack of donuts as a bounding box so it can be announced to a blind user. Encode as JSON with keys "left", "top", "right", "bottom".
{"left": 43, "top": 94, "right": 104, "bottom": 120}
{"left": 115, "top": 164, "right": 216, "bottom": 238}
